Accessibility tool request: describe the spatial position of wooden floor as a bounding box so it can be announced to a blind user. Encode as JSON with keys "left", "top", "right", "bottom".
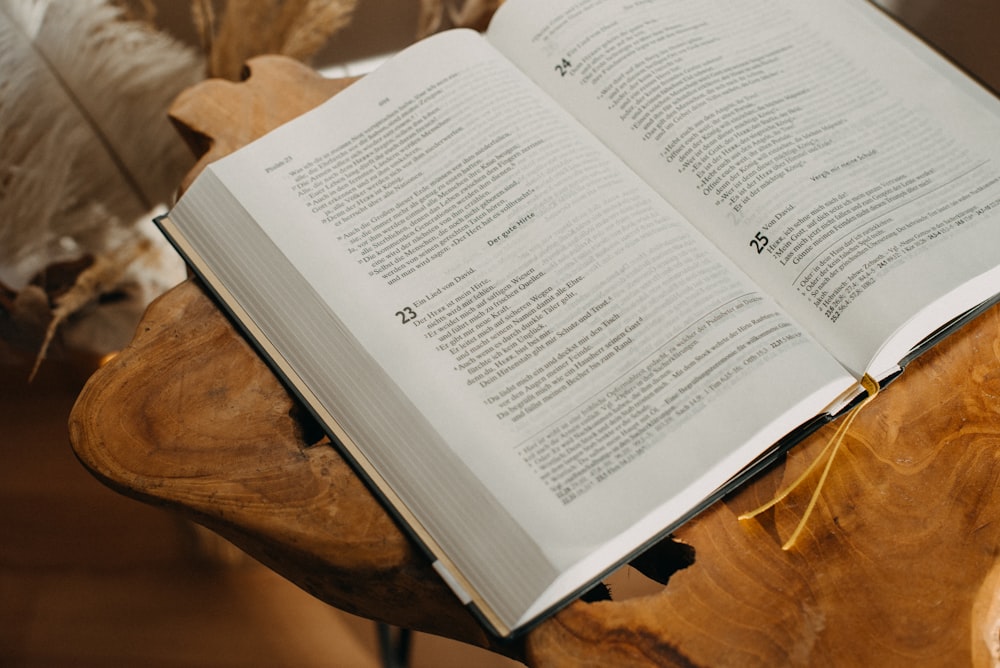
{"left": 0, "top": 356, "right": 522, "bottom": 667}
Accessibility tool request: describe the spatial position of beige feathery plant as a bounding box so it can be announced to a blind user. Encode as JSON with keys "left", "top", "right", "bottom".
{"left": 191, "top": 0, "right": 359, "bottom": 81}
{"left": 1, "top": 0, "right": 364, "bottom": 375}
{"left": 417, "top": 0, "right": 503, "bottom": 39}
{"left": 0, "top": 0, "right": 202, "bottom": 372}
{"left": 3, "top": 0, "right": 491, "bottom": 375}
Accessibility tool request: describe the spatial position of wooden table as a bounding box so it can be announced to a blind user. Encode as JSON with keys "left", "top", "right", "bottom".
{"left": 69, "top": 55, "right": 1000, "bottom": 667}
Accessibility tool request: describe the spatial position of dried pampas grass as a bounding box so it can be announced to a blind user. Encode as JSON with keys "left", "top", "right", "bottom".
{"left": 0, "top": 0, "right": 365, "bottom": 375}
{"left": 0, "top": 0, "right": 201, "bottom": 373}
{"left": 417, "top": 0, "right": 503, "bottom": 39}
{"left": 192, "top": 0, "right": 359, "bottom": 81}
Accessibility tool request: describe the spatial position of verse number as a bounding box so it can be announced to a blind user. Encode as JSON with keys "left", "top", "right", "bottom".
{"left": 555, "top": 57, "right": 572, "bottom": 77}
{"left": 749, "top": 232, "right": 769, "bottom": 254}
{"left": 395, "top": 307, "right": 417, "bottom": 324}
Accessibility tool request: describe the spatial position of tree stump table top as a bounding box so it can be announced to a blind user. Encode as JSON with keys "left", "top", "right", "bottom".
{"left": 69, "top": 55, "right": 1000, "bottom": 667}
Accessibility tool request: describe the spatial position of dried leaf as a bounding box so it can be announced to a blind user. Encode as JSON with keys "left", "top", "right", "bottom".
{"left": 279, "top": 0, "right": 356, "bottom": 63}
{"left": 111, "top": 0, "right": 157, "bottom": 24}
{"left": 417, "top": 0, "right": 445, "bottom": 38}
{"left": 190, "top": 0, "right": 216, "bottom": 57}
{"left": 200, "top": 0, "right": 358, "bottom": 81}
{"left": 446, "top": 0, "right": 502, "bottom": 32}
{"left": 417, "top": 0, "right": 503, "bottom": 38}
{"left": 30, "top": 234, "right": 151, "bottom": 381}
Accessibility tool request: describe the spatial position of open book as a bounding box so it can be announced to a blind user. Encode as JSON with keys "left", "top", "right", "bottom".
{"left": 156, "top": 0, "right": 1000, "bottom": 637}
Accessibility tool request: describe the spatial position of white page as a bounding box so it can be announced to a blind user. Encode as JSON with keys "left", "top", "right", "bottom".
{"left": 489, "top": 0, "right": 1000, "bottom": 378}
{"left": 204, "top": 30, "right": 852, "bottom": 561}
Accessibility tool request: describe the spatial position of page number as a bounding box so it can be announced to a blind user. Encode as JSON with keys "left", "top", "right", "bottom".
{"left": 750, "top": 232, "right": 769, "bottom": 254}
{"left": 395, "top": 307, "right": 417, "bottom": 324}
{"left": 555, "top": 58, "right": 572, "bottom": 77}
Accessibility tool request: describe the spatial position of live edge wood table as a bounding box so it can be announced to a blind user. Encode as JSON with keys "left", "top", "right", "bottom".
{"left": 69, "top": 56, "right": 1000, "bottom": 667}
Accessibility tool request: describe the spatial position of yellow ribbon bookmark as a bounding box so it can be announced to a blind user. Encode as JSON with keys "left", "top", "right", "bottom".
{"left": 739, "top": 374, "right": 880, "bottom": 550}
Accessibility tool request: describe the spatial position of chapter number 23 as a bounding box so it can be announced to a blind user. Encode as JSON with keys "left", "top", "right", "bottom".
{"left": 395, "top": 307, "right": 417, "bottom": 324}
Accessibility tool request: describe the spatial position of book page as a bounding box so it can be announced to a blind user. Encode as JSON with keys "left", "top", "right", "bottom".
{"left": 489, "top": 0, "right": 1000, "bottom": 378}
{"left": 173, "top": 29, "right": 853, "bottom": 628}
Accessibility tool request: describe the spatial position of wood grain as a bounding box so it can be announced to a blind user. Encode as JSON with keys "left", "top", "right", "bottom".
{"left": 70, "top": 56, "right": 508, "bottom": 656}
{"left": 70, "top": 275, "right": 505, "bottom": 650}
{"left": 166, "top": 56, "right": 356, "bottom": 193}
{"left": 69, "top": 54, "right": 1000, "bottom": 666}
{"left": 526, "top": 305, "right": 1000, "bottom": 667}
